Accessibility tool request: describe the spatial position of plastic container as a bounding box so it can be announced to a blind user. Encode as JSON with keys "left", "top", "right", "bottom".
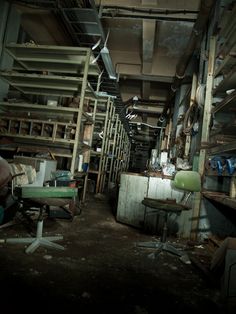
{"left": 82, "top": 163, "right": 89, "bottom": 172}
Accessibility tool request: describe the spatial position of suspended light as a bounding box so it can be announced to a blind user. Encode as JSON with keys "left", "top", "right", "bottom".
{"left": 100, "top": 28, "right": 116, "bottom": 80}
{"left": 101, "top": 46, "right": 116, "bottom": 80}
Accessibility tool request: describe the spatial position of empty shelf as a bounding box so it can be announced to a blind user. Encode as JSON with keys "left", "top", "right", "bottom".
{"left": 0, "top": 71, "right": 97, "bottom": 99}
{"left": 5, "top": 43, "right": 100, "bottom": 76}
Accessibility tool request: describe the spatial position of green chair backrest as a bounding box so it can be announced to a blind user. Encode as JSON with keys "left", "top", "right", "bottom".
{"left": 172, "top": 170, "right": 201, "bottom": 192}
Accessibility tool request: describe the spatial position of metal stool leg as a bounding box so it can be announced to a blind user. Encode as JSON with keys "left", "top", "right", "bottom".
{"left": 161, "top": 212, "right": 168, "bottom": 243}
{"left": 4, "top": 206, "right": 64, "bottom": 254}
{"left": 137, "top": 209, "right": 183, "bottom": 258}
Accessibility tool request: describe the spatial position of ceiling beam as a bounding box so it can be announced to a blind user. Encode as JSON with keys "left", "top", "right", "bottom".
{"left": 142, "top": 81, "right": 150, "bottom": 99}
{"left": 142, "top": 18, "right": 156, "bottom": 74}
{"left": 97, "top": 0, "right": 199, "bottom": 21}
{"left": 119, "top": 73, "right": 173, "bottom": 83}
{"left": 96, "top": 0, "right": 200, "bottom": 11}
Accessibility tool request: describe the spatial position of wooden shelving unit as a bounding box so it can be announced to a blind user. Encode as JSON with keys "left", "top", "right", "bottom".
{"left": 208, "top": 6, "right": 236, "bottom": 159}
{"left": 191, "top": 4, "right": 236, "bottom": 237}
{"left": 0, "top": 43, "right": 131, "bottom": 197}
{"left": 190, "top": 3, "right": 236, "bottom": 240}
{"left": 0, "top": 43, "right": 100, "bottom": 178}
{"left": 88, "top": 96, "right": 131, "bottom": 194}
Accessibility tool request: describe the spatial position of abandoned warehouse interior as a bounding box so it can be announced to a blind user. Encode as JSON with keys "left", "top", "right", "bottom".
{"left": 0, "top": 0, "right": 236, "bottom": 313}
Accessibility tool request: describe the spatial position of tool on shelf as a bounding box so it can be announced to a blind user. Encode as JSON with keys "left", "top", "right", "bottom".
{"left": 226, "top": 157, "right": 236, "bottom": 175}
{"left": 210, "top": 156, "right": 225, "bottom": 176}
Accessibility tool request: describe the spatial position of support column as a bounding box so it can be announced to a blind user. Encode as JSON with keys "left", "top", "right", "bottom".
{"left": 191, "top": 36, "right": 216, "bottom": 240}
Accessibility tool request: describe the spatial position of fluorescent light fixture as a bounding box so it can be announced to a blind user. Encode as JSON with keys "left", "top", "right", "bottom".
{"left": 96, "top": 91, "right": 117, "bottom": 99}
{"left": 92, "top": 37, "right": 101, "bottom": 51}
{"left": 101, "top": 46, "right": 116, "bottom": 80}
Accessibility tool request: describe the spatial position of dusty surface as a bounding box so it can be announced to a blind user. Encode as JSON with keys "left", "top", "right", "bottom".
{"left": 0, "top": 194, "right": 227, "bottom": 313}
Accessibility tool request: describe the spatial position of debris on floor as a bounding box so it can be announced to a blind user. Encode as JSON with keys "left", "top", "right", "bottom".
{"left": 0, "top": 194, "right": 230, "bottom": 313}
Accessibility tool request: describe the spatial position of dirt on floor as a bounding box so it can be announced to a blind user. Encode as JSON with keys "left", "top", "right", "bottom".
{"left": 0, "top": 193, "right": 229, "bottom": 314}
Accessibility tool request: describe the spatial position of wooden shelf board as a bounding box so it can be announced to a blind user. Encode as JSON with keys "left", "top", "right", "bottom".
{"left": 208, "top": 140, "right": 236, "bottom": 154}
{"left": 88, "top": 170, "right": 99, "bottom": 174}
{"left": 0, "top": 102, "right": 80, "bottom": 113}
{"left": 212, "top": 89, "right": 236, "bottom": 114}
{"left": 203, "top": 190, "right": 236, "bottom": 211}
{"left": 205, "top": 169, "right": 236, "bottom": 177}
{"left": 213, "top": 69, "right": 236, "bottom": 96}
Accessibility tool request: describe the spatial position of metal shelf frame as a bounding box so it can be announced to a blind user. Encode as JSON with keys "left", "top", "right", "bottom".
{"left": 4, "top": 43, "right": 100, "bottom": 76}
{"left": 88, "top": 96, "right": 130, "bottom": 194}
{"left": 212, "top": 89, "right": 236, "bottom": 114}
{"left": 192, "top": 5, "right": 236, "bottom": 240}
{"left": 0, "top": 44, "right": 100, "bottom": 178}
{"left": 0, "top": 71, "right": 97, "bottom": 99}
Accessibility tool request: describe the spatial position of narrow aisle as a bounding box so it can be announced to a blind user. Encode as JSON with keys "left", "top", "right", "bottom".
{"left": 0, "top": 194, "right": 225, "bottom": 314}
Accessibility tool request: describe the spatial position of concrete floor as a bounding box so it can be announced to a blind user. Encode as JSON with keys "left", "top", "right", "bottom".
{"left": 0, "top": 193, "right": 227, "bottom": 313}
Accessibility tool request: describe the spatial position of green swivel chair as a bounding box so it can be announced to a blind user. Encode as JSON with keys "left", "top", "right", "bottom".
{"left": 137, "top": 170, "right": 201, "bottom": 257}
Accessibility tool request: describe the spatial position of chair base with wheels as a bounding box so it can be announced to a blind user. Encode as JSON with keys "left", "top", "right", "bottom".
{"left": 6, "top": 204, "right": 65, "bottom": 254}
{"left": 138, "top": 241, "right": 182, "bottom": 257}
{"left": 137, "top": 198, "right": 190, "bottom": 258}
{"left": 3, "top": 186, "right": 78, "bottom": 254}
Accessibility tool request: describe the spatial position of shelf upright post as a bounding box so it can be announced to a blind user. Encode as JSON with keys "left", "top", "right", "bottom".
{"left": 82, "top": 74, "right": 101, "bottom": 202}
{"left": 230, "top": 177, "right": 236, "bottom": 199}
{"left": 96, "top": 97, "right": 110, "bottom": 194}
{"left": 100, "top": 100, "right": 116, "bottom": 192}
{"left": 191, "top": 36, "right": 216, "bottom": 240}
{"left": 114, "top": 120, "right": 122, "bottom": 183}
{"left": 108, "top": 113, "right": 119, "bottom": 187}
{"left": 123, "top": 132, "right": 130, "bottom": 172}
{"left": 70, "top": 49, "right": 91, "bottom": 175}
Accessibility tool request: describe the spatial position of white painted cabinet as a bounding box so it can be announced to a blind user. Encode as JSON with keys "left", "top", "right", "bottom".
{"left": 116, "top": 173, "right": 148, "bottom": 228}
{"left": 117, "top": 173, "right": 192, "bottom": 237}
